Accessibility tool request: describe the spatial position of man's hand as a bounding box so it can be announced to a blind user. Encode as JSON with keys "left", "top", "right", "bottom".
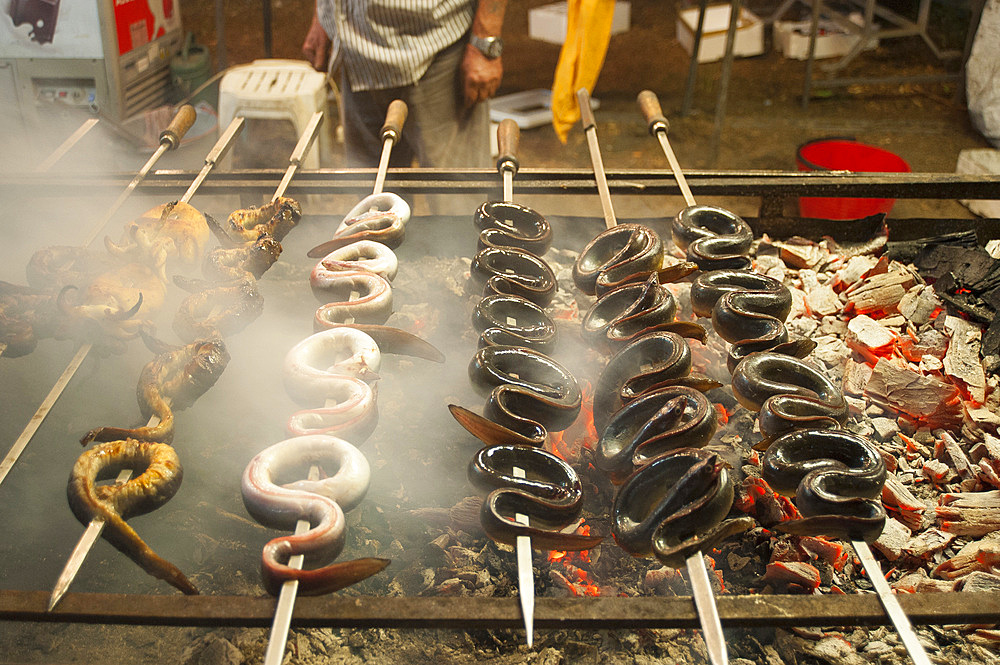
{"left": 303, "top": 13, "right": 332, "bottom": 71}
{"left": 461, "top": 45, "right": 502, "bottom": 108}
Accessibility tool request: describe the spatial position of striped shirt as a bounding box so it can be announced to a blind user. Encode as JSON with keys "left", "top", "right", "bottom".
{"left": 316, "top": 0, "right": 475, "bottom": 91}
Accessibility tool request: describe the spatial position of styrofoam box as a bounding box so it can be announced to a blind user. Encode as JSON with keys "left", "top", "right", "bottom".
{"left": 956, "top": 148, "right": 1000, "bottom": 219}
{"left": 676, "top": 4, "right": 764, "bottom": 63}
{"left": 529, "top": 1, "right": 631, "bottom": 45}
{"left": 774, "top": 14, "right": 878, "bottom": 61}
{"left": 489, "top": 88, "right": 600, "bottom": 130}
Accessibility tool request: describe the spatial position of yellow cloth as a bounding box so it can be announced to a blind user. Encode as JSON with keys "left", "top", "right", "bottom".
{"left": 550, "top": 0, "right": 616, "bottom": 143}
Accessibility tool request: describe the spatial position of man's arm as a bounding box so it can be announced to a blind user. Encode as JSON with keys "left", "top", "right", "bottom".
{"left": 461, "top": 0, "right": 508, "bottom": 107}
{"left": 303, "top": 11, "right": 332, "bottom": 71}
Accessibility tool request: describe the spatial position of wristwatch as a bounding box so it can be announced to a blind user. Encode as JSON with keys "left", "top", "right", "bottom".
{"left": 469, "top": 34, "right": 503, "bottom": 59}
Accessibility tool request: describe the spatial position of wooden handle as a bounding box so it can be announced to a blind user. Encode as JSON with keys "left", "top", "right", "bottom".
{"left": 577, "top": 88, "right": 596, "bottom": 131}
{"left": 638, "top": 90, "right": 669, "bottom": 136}
{"left": 159, "top": 104, "right": 197, "bottom": 150}
{"left": 496, "top": 119, "right": 519, "bottom": 175}
{"left": 380, "top": 99, "right": 408, "bottom": 143}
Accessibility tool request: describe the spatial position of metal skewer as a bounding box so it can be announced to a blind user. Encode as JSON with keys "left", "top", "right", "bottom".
{"left": 0, "top": 114, "right": 244, "bottom": 491}
{"left": 639, "top": 88, "right": 932, "bottom": 665}
{"left": 495, "top": 118, "right": 535, "bottom": 647}
{"left": 576, "top": 89, "right": 617, "bottom": 230}
{"left": 581, "top": 88, "right": 729, "bottom": 665}
{"left": 263, "top": 465, "right": 321, "bottom": 665}
{"left": 853, "top": 540, "right": 932, "bottom": 665}
{"left": 35, "top": 117, "right": 101, "bottom": 173}
{"left": 94, "top": 105, "right": 198, "bottom": 244}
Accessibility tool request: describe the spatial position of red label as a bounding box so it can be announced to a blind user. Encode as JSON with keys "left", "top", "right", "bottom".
{"left": 114, "top": 0, "right": 177, "bottom": 55}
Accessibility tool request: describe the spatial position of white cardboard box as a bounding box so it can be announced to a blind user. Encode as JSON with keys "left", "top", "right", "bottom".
{"left": 773, "top": 15, "right": 878, "bottom": 61}
{"left": 956, "top": 148, "right": 1000, "bottom": 218}
{"left": 528, "top": 1, "right": 631, "bottom": 45}
{"left": 676, "top": 4, "right": 764, "bottom": 63}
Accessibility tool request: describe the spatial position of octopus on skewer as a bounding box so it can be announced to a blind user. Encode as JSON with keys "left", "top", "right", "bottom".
{"left": 0, "top": 280, "right": 60, "bottom": 357}
{"left": 105, "top": 201, "right": 211, "bottom": 282}
{"left": 214, "top": 196, "right": 302, "bottom": 245}
{"left": 67, "top": 438, "right": 198, "bottom": 594}
{"left": 452, "top": 199, "right": 602, "bottom": 552}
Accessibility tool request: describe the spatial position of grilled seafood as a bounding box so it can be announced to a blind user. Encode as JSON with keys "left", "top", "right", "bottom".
{"left": 172, "top": 277, "right": 264, "bottom": 342}
{"left": 572, "top": 223, "right": 666, "bottom": 296}
{"left": 474, "top": 200, "right": 552, "bottom": 255}
{"left": 200, "top": 233, "right": 282, "bottom": 282}
{"left": 0, "top": 281, "right": 59, "bottom": 357}
{"left": 611, "top": 448, "right": 753, "bottom": 567}
{"left": 473, "top": 293, "right": 556, "bottom": 352}
{"left": 26, "top": 245, "right": 117, "bottom": 292}
{"left": 731, "top": 352, "right": 848, "bottom": 445}
{"left": 67, "top": 438, "right": 197, "bottom": 594}
{"left": 762, "top": 428, "right": 887, "bottom": 542}
{"left": 593, "top": 331, "right": 721, "bottom": 435}
{"left": 470, "top": 246, "right": 558, "bottom": 307}
{"left": 582, "top": 273, "right": 706, "bottom": 348}
{"left": 81, "top": 338, "right": 230, "bottom": 445}
{"left": 596, "top": 386, "right": 717, "bottom": 484}
{"left": 241, "top": 435, "right": 389, "bottom": 595}
{"left": 219, "top": 196, "right": 302, "bottom": 244}
{"left": 671, "top": 205, "right": 753, "bottom": 271}
{"left": 468, "top": 444, "right": 604, "bottom": 550}
{"left": 56, "top": 262, "right": 165, "bottom": 351}
{"left": 461, "top": 345, "right": 582, "bottom": 448}
{"left": 283, "top": 327, "right": 379, "bottom": 440}
{"left": 691, "top": 270, "right": 814, "bottom": 372}
{"left": 105, "top": 202, "right": 210, "bottom": 281}
{"left": 307, "top": 193, "right": 410, "bottom": 258}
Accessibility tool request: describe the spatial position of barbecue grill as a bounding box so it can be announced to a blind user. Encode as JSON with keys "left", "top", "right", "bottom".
{"left": 2, "top": 113, "right": 1000, "bottom": 664}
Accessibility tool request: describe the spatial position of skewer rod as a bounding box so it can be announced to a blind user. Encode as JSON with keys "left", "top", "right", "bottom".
{"left": 274, "top": 112, "right": 324, "bottom": 201}
{"left": 263, "top": 465, "right": 320, "bottom": 665}
{"left": 84, "top": 105, "right": 198, "bottom": 247}
{"left": 0, "top": 344, "right": 91, "bottom": 488}
{"left": 181, "top": 116, "right": 246, "bottom": 204}
{"left": 686, "top": 552, "right": 728, "bottom": 665}
{"left": 638, "top": 90, "right": 697, "bottom": 207}
{"left": 577, "top": 89, "right": 617, "bottom": 229}
{"left": 852, "top": 540, "right": 932, "bottom": 665}
{"left": 496, "top": 118, "right": 535, "bottom": 647}
{"left": 35, "top": 118, "right": 100, "bottom": 173}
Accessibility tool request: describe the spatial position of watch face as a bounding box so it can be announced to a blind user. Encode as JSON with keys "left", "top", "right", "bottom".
{"left": 473, "top": 35, "right": 503, "bottom": 58}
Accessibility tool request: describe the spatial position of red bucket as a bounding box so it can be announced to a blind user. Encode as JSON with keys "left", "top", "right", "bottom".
{"left": 796, "top": 138, "right": 911, "bottom": 220}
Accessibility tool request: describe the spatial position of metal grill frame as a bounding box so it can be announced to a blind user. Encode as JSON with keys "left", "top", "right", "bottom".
{"left": 1, "top": 165, "right": 999, "bottom": 631}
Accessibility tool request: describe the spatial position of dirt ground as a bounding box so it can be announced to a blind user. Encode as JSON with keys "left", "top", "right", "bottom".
{"left": 178, "top": 0, "right": 988, "bottom": 177}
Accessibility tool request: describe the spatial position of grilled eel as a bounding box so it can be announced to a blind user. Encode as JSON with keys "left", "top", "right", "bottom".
{"left": 80, "top": 338, "right": 230, "bottom": 445}
{"left": 67, "top": 438, "right": 198, "bottom": 594}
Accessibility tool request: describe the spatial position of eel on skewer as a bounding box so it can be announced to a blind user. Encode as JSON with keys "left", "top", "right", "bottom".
{"left": 80, "top": 338, "right": 230, "bottom": 445}
{"left": 67, "top": 438, "right": 198, "bottom": 594}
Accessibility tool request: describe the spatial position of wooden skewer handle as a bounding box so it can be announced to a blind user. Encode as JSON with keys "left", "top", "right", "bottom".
{"left": 159, "top": 104, "right": 198, "bottom": 150}
{"left": 496, "top": 119, "right": 520, "bottom": 175}
{"left": 380, "top": 99, "right": 408, "bottom": 143}
{"left": 637, "top": 90, "right": 669, "bottom": 136}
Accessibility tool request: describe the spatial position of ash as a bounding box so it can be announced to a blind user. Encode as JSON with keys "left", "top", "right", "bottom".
{"left": 6, "top": 212, "right": 1000, "bottom": 665}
